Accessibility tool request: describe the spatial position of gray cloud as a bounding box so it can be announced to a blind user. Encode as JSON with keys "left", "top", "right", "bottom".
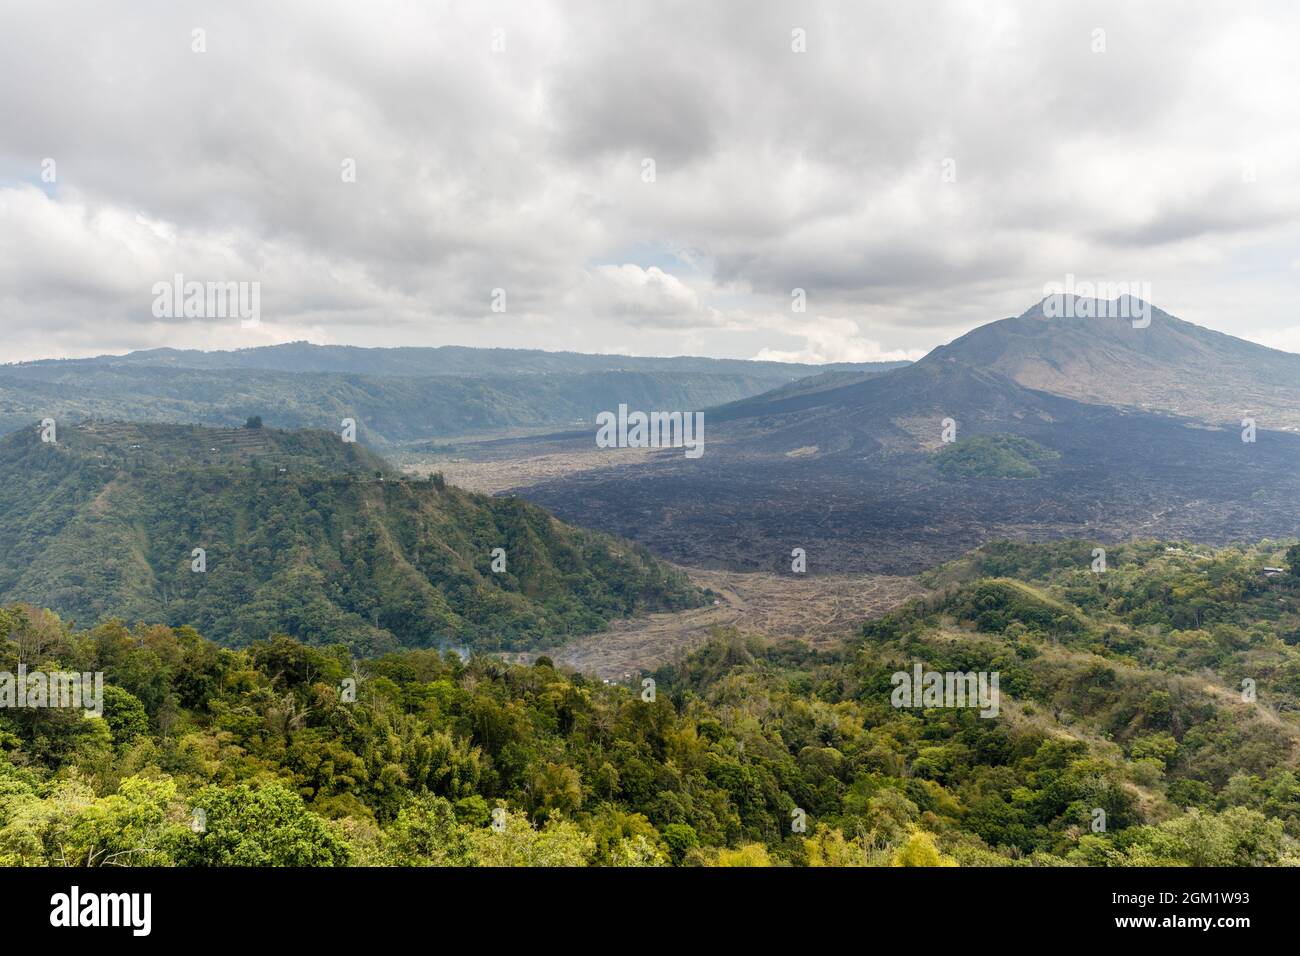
{"left": 2, "top": 0, "right": 1300, "bottom": 363}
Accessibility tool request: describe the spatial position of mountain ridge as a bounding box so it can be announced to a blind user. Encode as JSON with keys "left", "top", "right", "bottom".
{"left": 0, "top": 421, "right": 703, "bottom": 653}
{"left": 0, "top": 342, "right": 907, "bottom": 447}
{"left": 921, "top": 296, "right": 1300, "bottom": 428}
{"left": 502, "top": 299, "right": 1300, "bottom": 576}
{"left": 10, "top": 339, "right": 903, "bottom": 378}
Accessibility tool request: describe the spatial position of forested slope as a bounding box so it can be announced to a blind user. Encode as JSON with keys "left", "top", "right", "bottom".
{"left": 0, "top": 422, "right": 701, "bottom": 653}
{"left": 4, "top": 540, "right": 1300, "bottom": 866}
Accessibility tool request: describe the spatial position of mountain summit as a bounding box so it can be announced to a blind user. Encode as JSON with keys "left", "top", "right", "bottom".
{"left": 922, "top": 296, "right": 1300, "bottom": 429}
{"left": 512, "top": 298, "right": 1300, "bottom": 575}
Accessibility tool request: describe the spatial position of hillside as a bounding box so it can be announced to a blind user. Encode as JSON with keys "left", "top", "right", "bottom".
{"left": 5, "top": 538, "right": 1300, "bottom": 867}
{"left": 0, "top": 344, "right": 906, "bottom": 446}
{"left": 703, "top": 365, "right": 902, "bottom": 424}
{"left": 0, "top": 422, "right": 702, "bottom": 652}
{"left": 924, "top": 296, "right": 1300, "bottom": 429}
{"left": 0, "top": 365, "right": 817, "bottom": 446}
{"left": 23, "top": 341, "right": 897, "bottom": 378}
{"left": 506, "top": 310, "right": 1300, "bottom": 574}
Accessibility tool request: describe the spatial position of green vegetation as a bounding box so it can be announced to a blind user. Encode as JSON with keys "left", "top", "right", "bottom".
{"left": 0, "top": 364, "right": 820, "bottom": 447}
{"left": 6, "top": 538, "right": 1300, "bottom": 866}
{"left": 0, "top": 423, "right": 701, "bottom": 653}
{"left": 934, "top": 433, "right": 1060, "bottom": 479}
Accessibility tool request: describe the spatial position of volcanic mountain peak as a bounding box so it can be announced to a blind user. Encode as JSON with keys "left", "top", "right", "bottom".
{"left": 918, "top": 296, "right": 1300, "bottom": 428}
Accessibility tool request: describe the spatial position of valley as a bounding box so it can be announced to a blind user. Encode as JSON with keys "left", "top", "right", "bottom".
{"left": 12, "top": 0, "right": 1300, "bottom": 891}
{"left": 504, "top": 567, "right": 925, "bottom": 678}
{"left": 432, "top": 361, "right": 1300, "bottom": 577}
{"left": 8, "top": 296, "right": 1300, "bottom": 872}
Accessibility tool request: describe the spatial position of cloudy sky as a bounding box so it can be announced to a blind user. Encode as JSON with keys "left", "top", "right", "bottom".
{"left": 3, "top": 0, "right": 1300, "bottom": 364}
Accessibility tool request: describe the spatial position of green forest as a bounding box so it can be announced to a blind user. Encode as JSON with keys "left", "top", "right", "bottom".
{"left": 0, "top": 423, "right": 702, "bottom": 655}
{"left": 934, "top": 433, "right": 1061, "bottom": 479}
{"left": 0, "top": 362, "right": 805, "bottom": 446}
{"left": 5, "top": 538, "right": 1300, "bottom": 867}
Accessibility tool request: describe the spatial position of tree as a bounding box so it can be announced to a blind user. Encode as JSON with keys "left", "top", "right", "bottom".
{"left": 467, "top": 810, "right": 593, "bottom": 866}
{"left": 661, "top": 823, "right": 699, "bottom": 864}
{"left": 102, "top": 685, "right": 150, "bottom": 746}
{"left": 712, "top": 843, "right": 773, "bottom": 867}
{"left": 244, "top": 416, "right": 263, "bottom": 429}
{"left": 890, "top": 830, "right": 958, "bottom": 867}
{"left": 383, "top": 795, "right": 475, "bottom": 866}
{"left": 805, "top": 825, "right": 873, "bottom": 867}
{"left": 609, "top": 835, "right": 668, "bottom": 866}
{"left": 1117, "top": 808, "right": 1292, "bottom": 866}
{"left": 586, "top": 806, "right": 665, "bottom": 865}
{"left": 0, "top": 775, "right": 186, "bottom": 867}
{"left": 177, "top": 782, "right": 350, "bottom": 866}
{"left": 1288, "top": 543, "right": 1300, "bottom": 580}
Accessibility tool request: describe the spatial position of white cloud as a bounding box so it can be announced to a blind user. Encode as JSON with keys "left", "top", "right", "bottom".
{"left": 581, "top": 264, "right": 721, "bottom": 328}
{"left": 753, "top": 317, "right": 924, "bottom": 364}
{"left": 3, "top": 0, "right": 1300, "bottom": 361}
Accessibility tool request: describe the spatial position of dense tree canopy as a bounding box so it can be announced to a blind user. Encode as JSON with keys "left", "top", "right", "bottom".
{"left": 4, "top": 538, "right": 1300, "bottom": 866}
{"left": 0, "top": 424, "right": 702, "bottom": 655}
